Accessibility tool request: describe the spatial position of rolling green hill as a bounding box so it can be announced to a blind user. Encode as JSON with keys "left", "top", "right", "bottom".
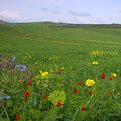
{"left": 0, "top": 22, "right": 121, "bottom": 66}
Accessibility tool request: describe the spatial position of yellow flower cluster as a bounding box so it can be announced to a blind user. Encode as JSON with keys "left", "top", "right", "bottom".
{"left": 48, "top": 55, "right": 59, "bottom": 61}
{"left": 39, "top": 70, "right": 43, "bottom": 74}
{"left": 89, "top": 50, "right": 104, "bottom": 57}
{"left": 85, "top": 79, "right": 95, "bottom": 86}
{"left": 41, "top": 71, "right": 49, "bottom": 77}
{"left": 92, "top": 61, "right": 98, "bottom": 65}
{"left": 112, "top": 73, "right": 117, "bottom": 77}
{"left": 89, "top": 50, "right": 119, "bottom": 57}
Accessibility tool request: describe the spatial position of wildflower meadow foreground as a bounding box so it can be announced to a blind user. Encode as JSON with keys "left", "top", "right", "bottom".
{"left": 0, "top": 51, "right": 121, "bottom": 121}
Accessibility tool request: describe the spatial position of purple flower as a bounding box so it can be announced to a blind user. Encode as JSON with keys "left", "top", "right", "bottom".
{"left": 0, "top": 95, "right": 10, "bottom": 100}
{"left": 20, "top": 65, "right": 26, "bottom": 71}
{"left": 15, "top": 64, "right": 27, "bottom": 71}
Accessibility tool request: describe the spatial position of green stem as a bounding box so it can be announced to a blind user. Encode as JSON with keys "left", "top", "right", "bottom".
{"left": 85, "top": 94, "right": 94, "bottom": 107}
{"left": 13, "top": 89, "right": 23, "bottom": 94}
{"left": 2, "top": 102, "right": 10, "bottom": 121}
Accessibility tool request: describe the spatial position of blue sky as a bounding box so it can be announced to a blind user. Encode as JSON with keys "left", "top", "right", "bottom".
{"left": 0, "top": 0, "right": 121, "bottom": 24}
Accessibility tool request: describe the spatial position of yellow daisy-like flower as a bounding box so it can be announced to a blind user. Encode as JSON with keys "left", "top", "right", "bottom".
{"left": 85, "top": 79, "right": 95, "bottom": 86}
{"left": 112, "top": 73, "right": 117, "bottom": 77}
{"left": 41, "top": 71, "right": 49, "bottom": 77}
{"left": 92, "top": 61, "right": 98, "bottom": 65}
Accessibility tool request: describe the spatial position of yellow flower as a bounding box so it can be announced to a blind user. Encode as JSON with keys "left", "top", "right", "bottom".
{"left": 2, "top": 80, "right": 8, "bottom": 84}
{"left": 19, "top": 79, "right": 22, "bottom": 82}
{"left": 92, "top": 61, "right": 98, "bottom": 65}
{"left": 41, "top": 71, "right": 49, "bottom": 77}
{"left": 85, "top": 79, "right": 95, "bottom": 86}
{"left": 112, "top": 73, "right": 117, "bottom": 77}
{"left": 39, "top": 70, "right": 43, "bottom": 74}
{"left": 32, "top": 78, "right": 35, "bottom": 81}
{"left": 61, "top": 67, "right": 64, "bottom": 70}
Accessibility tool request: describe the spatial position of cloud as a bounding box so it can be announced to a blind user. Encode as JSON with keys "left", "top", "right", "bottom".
{"left": 40, "top": 6, "right": 60, "bottom": 14}
{"left": 0, "top": 11, "right": 26, "bottom": 23}
{"left": 67, "top": 10, "right": 91, "bottom": 17}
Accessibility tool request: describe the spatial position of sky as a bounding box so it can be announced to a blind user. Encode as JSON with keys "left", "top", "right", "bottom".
{"left": 0, "top": 0, "right": 121, "bottom": 24}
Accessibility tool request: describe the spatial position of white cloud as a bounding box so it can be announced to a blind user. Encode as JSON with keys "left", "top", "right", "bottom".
{"left": 67, "top": 10, "right": 91, "bottom": 17}
{"left": 0, "top": 11, "right": 26, "bottom": 23}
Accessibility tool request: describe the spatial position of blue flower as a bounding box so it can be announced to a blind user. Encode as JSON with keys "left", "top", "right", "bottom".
{"left": 20, "top": 65, "right": 26, "bottom": 71}
{"left": 0, "top": 95, "right": 10, "bottom": 100}
{"left": 15, "top": 64, "right": 27, "bottom": 71}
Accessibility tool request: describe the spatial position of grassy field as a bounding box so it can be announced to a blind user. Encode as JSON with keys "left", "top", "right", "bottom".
{"left": 0, "top": 22, "right": 121, "bottom": 121}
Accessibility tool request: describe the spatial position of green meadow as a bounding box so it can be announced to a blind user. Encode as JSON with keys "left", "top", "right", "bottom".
{"left": 0, "top": 22, "right": 121, "bottom": 65}
{"left": 0, "top": 22, "right": 121, "bottom": 121}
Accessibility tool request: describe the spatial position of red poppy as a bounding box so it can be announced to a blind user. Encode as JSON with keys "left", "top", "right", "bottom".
{"left": 24, "top": 91, "right": 30, "bottom": 97}
{"left": 109, "top": 77, "right": 113, "bottom": 81}
{"left": 57, "top": 70, "right": 61, "bottom": 74}
{"left": 15, "top": 116, "right": 20, "bottom": 120}
{"left": 43, "top": 95, "right": 47, "bottom": 99}
{"left": 101, "top": 74, "right": 105, "bottom": 79}
{"left": 27, "top": 81, "right": 31, "bottom": 85}
{"left": 77, "top": 81, "right": 82, "bottom": 86}
{"left": 73, "top": 88, "right": 78, "bottom": 94}
{"left": 57, "top": 101, "right": 61, "bottom": 107}
{"left": 81, "top": 106, "right": 86, "bottom": 111}
{"left": 88, "top": 91, "right": 92, "bottom": 95}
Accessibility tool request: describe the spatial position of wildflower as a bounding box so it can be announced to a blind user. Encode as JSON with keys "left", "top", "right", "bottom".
{"left": 0, "top": 95, "right": 10, "bottom": 100}
{"left": 88, "top": 91, "right": 92, "bottom": 95}
{"left": 112, "top": 73, "right": 117, "bottom": 77}
{"left": 3, "top": 80, "right": 8, "bottom": 84}
{"left": 109, "top": 77, "right": 113, "bottom": 81}
{"left": 43, "top": 95, "right": 47, "bottom": 99}
{"left": 92, "top": 61, "right": 98, "bottom": 65}
{"left": 85, "top": 79, "right": 95, "bottom": 86}
{"left": 57, "top": 101, "right": 61, "bottom": 107}
{"left": 9, "top": 56, "right": 16, "bottom": 62}
{"left": 61, "top": 67, "right": 64, "bottom": 70}
{"left": 41, "top": 71, "right": 49, "bottom": 77}
{"left": 32, "top": 78, "right": 35, "bottom": 81}
{"left": 101, "top": 74, "right": 105, "bottom": 79}
{"left": 73, "top": 88, "right": 78, "bottom": 94}
{"left": 57, "top": 70, "right": 61, "bottom": 74}
{"left": 15, "top": 116, "right": 20, "bottom": 120}
{"left": 15, "top": 64, "right": 26, "bottom": 71}
{"left": 81, "top": 106, "right": 86, "bottom": 111}
{"left": 24, "top": 91, "right": 30, "bottom": 97}
{"left": 27, "top": 81, "right": 31, "bottom": 85}
{"left": 20, "top": 65, "right": 26, "bottom": 71}
{"left": 77, "top": 81, "right": 82, "bottom": 86}
{"left": 19, "top": 79, "right": 22, "bottom": 82}
{"left": 39, "top": 70, "right": 43, "bottom": 74}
